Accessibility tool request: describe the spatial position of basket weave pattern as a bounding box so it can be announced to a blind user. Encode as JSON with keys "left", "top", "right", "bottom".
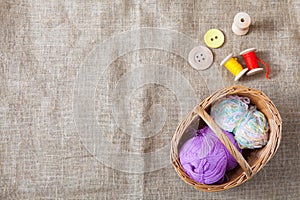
{"left": 171, "top": 85, "right": 282, "bottom": 192}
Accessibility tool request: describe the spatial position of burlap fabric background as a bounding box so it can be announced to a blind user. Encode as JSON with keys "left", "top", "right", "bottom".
{"left": 0, "top": 0, "right": 299, "bottom": 199}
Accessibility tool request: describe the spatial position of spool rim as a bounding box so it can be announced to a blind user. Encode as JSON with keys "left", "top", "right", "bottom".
{"left": 220, "top": 53, "right": 234, "bottom": 66}
{"left": 246, "top": 68, "right": 264, "bottom": 76}
{"left": 234, "top": 12, "right": 251, "bottom": 29}
{"left": 234, "top": 68, "right": 248, "bottom": 81}
{"left": 240, "top": 48, "right": 256, "bottom": 56}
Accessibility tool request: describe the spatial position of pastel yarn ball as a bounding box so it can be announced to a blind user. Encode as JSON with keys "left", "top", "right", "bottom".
{"left": 233, "top": 108, "right": 269, "bottom": 149}
{"left": 179, "top": 126, "right": 242, "bottom": 184}
{"left": 210, "top": 96, "right": 250, "bottom": 132}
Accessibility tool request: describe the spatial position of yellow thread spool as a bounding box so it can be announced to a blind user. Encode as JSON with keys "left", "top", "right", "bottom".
{"left": 220, "top": 53, "right": 248, "bottom": 81}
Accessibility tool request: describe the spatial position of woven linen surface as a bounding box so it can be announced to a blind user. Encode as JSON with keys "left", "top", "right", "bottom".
{"left": 0, "top": 0, "right": 299, "bottom": 199}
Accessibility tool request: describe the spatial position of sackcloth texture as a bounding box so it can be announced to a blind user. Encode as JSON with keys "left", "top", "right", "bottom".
{"left": 0, "top": 0, "right": 299, "bottom": 199}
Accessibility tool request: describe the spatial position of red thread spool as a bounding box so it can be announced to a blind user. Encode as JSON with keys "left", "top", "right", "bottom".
{"left": 240, "top": 48, "right": 270, "bottom": 79}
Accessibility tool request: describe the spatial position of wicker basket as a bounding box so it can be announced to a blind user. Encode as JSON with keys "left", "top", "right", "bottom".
{"left": 170, "top": 85, "right": 282, "bottom": 192}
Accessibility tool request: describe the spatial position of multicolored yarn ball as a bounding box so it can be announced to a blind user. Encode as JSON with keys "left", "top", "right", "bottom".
{"left": 210, "top": 95, "right": 250, "bottom": 132}
{"left": 179, "top": 126, "right": 242, "bottom": 185}
{"left": 233, "top": 108, "right": 269, "bottom": 149}
{"left": 211, "top": 95, "right": 269, "bottom": 149}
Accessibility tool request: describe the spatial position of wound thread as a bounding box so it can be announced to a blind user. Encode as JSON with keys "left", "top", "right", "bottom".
{"left": 241, "top": 48, "right": 270, "bottom": 79}
{"left": 220, "top": 53, "right": 248, "bottom": 81}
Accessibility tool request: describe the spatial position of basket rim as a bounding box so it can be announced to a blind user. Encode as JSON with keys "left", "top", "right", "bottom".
{"left": 170, "top": 85, "right": 282, "bottom": 192}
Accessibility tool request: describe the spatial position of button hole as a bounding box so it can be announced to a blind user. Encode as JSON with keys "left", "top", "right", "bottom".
{"left": 215, "top": 36, "right": 218, "bottom": 39}
{"left": 241, "top": 18, "right": 245, "bottom": 22}
{"left": 211, "top": 38, "right": 213, "bottom": 41}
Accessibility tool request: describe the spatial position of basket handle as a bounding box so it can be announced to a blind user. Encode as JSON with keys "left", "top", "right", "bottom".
{"left": 195, "top": 106, "right": 253, "bottom": 177}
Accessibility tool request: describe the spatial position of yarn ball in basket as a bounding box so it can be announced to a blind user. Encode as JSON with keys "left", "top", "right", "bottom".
{"left": 233, "top": 108, "right": 269, "bottom": 149}
{"left": 179, "top": 126, "right": 242, "bottom": 184}
{"left": 210, "top": 95, "right": 250, "bottom": 132}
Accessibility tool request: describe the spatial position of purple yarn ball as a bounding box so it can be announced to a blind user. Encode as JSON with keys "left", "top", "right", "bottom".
{"left": 179, "top": 126, "right": 242, "bottom": 184}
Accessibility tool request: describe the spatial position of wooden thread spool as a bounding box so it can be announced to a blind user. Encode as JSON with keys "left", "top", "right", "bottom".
{"left": 232, "top": 12, "right": 251, "bottom": 36}
{"left": 220, "top": 53, "right": 248, "bottom": 81}
{"left": 240, "top": 48, "right": 270, "bottom": 78}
